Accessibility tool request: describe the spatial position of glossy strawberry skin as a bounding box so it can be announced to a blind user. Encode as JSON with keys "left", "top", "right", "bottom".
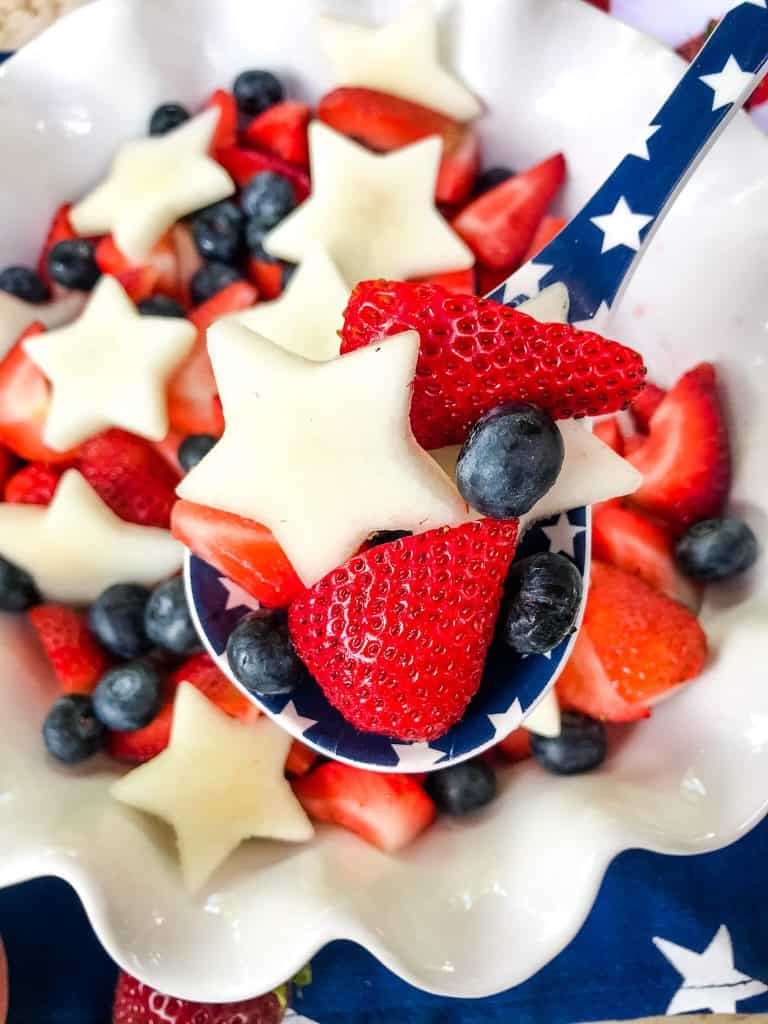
{"left": 4, "top": 462, "right": 63, "bottom": 505}
{"left": 112, "top": 970, "right": 283, "bottom": 1024}
{"left": 28, "top": 604, "right": 111, "bottom": 694}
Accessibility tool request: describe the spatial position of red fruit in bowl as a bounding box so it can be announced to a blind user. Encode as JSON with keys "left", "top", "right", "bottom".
{"left": 243, "top": 99, "right": 312, "bottom": 167}
{"left": 285, "top": 738, "right": 318, "bottom": 777}
{"left": 205, "top": 88, "right": 238, "bottom": 150}
{"left": 215, "top": 145, "right": 311, "bottom": 201}
{"left": 170, "top": 652, "right": 253, "bottom": 720}
{"left": 4, "top": 462, "right": 63, "bottom": 505}
{"left": 28, "top": 604, "right": 111, "bottom": 694}
{"left": 95, "top": 234, "right": 179, "bottom": 300}
{"left": 629, "top": 381, "right": 666, "bottom": 433}
{"left": 523, "top": 214, "right": 567, "bottom": 261}
{"left": 108, "top": 696, "right": 174, "bottom": 763}
{"left": 410, "top": 267, "right": 475, "bottom": 295}
{"left": 341, "top": 280, "right": 647, "bottom": 449}
{"left": 288, "top": 519, "right": 519, "bottom": 741}
{"left": 591, "top": 416, "right": 624, "bottom": 455}
{"left": 112, "top": 970, "right": 283, "bottom": 1023}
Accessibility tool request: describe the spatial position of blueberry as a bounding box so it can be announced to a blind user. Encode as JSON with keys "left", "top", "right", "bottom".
{"left": 189, "top": 261, "right": 244, "bottom": 305}
{"left": 530, "top": 711, "right": 607, "bottom": 775}
{"left": 43, "top": 694, "right": 106, "bottom": 763}
{"left": 0, "top": 555, "right": 40, "bottom": 612}
{"left": 424, "top": 759, "right": 497, "bottom": 816}
{"left": 144, "top": 576, "right": 200, "bottom": 655}
{"left": 149, "top": 102, "right": 190, "bottom": 136}
{"left": 47, "top": 239, "right": 100, "bottom": 291}
{"left": 226, "top": 610, "right": 307, "bottom": 696}
{"left": 501, "top": 552, "right": 582, "bottom": 655}
{"left": 93, "top": 660, "right": 162, "bottom": 732}
{"left": 178, "top": 433, "right": 217, "bottom": 472}
{"left": 0, "top": 265, "right": 49, "bottom": 303}
{"left": 244, "top": 218, "right": 276, "bottom": 260}
{"left": 456, "top": 402, "right": 564, "bottom": 518}
{"left": 88, "top": 583, "right": 152, "bottom": 659}
{"left": 137, "top": 294, "right": 186, "bottom": 317}
{"left": 233, "top": 69, "right": 283, "bottom": 116}
{"left": 367, "top": 529, "right": 412, "bottom": 549}
{"left": 191, "top": 200, "right": 244, "bottom": 264}
{"left": 241, "top": 172, "right": 296, "bottom": 229}
{"left": 675, "top": 517, "right": 759, "bottom": 582}
{"left": 473, "top": 165, "right": 515, "bottom": 196}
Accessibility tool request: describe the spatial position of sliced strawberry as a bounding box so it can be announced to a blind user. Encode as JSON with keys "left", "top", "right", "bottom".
{"left": 0, "top": 446, "right": 14, "bottom": 492}
{"left": 557, "top": 561, "right": 707, "bottom": 721}
{"left": 112, "top": 970, "right": 283, "bottom": 1024}
{"left": 108, "top": 695, "right": 175, "bottom": 763}
{"left": 285, "top": 739, "right": 319, "bottom": 777}
{"left": 629, "top": 381, "right": 666, "bottom": 433}
{"left": 293, "top": 762, "right": 435, "bottom": 853}
{"left": 171, "top": 223, "right": 203, "bottom": 309}
{"left": 116, "top": 265, "right": 159, "bottom": 304}
{"left": 215, "top": 145, "right": 311, "bottom": 201}
{"left": 167, "top": 281, "right": 257, "bottom": 435}
{"left": 152, "top": 429, "right": 185, "bottom": 476}
{"left": 170, "top": 652, "right": 253, "bottom": 719}
{"left": 623, "top": 434, "right": 645, "bottom": 456}
{"left": 206, "top": 88, "right": 238, "bottom": 150}
{"left": 747, "top": 75, "right": 768, "bottom": 110}
{"left": 28, "top": 604, "right": 110, "bottom": 694}
{"left": 584, "top": 0, "right": 610, "bottom": 10}
{"left": 243, "top": 100, "right": 311, "bottom": 167}
{"left": 476, "top": 263, "right": 511, "bottom": 296}
{"left": 77, "top": 428, "right": 179, "bottom": 528}
{"left": 4, "top": 462, "right": 63, "bottom": 505}
{"left": 96, "top": 234, "right": 179, "bottom": 299}
{"left": 37, "top": 204, "right": 76, "bottom": 287}
{"left": 452, "top": 153, "right": 566, "bottom": 268}
{"left": 497, "top": 727, "right": 532, "bottom": 762}
{"left": 172, "top": 499, "right": 304, "bottom": 608}
{"left": 523, "top": 214, "right": 567, "bottom": 261}
{"left": 592, "top": 503, "right": 701, "bottom": 609}
{"left": 627, "top": 363, "right": 730, "bottom": 531}
{"left": 592, "top": 416, "right": 624, "bottom": 455}
{"left": 246, "top": 256, "right": 282, "bottom": 300}
{"left": 410, "top": 267, "right": 475, "bottom": 295}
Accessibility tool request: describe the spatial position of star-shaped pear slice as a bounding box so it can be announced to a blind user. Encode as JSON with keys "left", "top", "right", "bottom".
{"left": 0, "top": 470, "right": 183, "bottom": 603}
{"left": 264, "top": 122, "right": 473, "bottom": 286}
{"left": 317, "top": 0, "right": 481, "bottom": 122}
{"left": 23, "top": 275, "right": 195, "bottom": 451}
{"left": 177, "top": 320, "right": 467, "bottom": 585}
{"left": 112, "top": 683, "right": 314, "bottom": 892}
{"left": 70, "top": 109, "right": 234, "bottom": 262}
{"left": 228, "top": 244, "right": 348, "bottom": 361}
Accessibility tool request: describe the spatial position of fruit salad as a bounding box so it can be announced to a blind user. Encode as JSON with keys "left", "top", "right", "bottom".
{"left": 0, "top": 2, "right": 758, "bottom": 891}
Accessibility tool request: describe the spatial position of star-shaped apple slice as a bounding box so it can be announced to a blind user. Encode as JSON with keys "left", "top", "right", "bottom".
{"left": 263, "top": 122, "right": 473, "bottom": 285}
{"left": 177, "top": 320, "right": 467, "bottom": 585}
{"left": 0, "top": 470, "right": 182, "bottom": 603}
{"left": 70, "top": 109, "right": 234, "bottom": 261}
{"left": 112, "top": 683, "right": 313, "bottom": 892}
{"left": 23, "top": 275, "right": 195, "bottom": 451}
{"left": 317, "top": 0, "right": 481, "bottom": 122}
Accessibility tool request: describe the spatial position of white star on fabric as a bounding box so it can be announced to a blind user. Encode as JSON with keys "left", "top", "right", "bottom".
{"left": 391, "top": 741, "right": 446, "bottom": 770}
{"left": 0, "top": 290, "right": 85, "bottom": 360}
{"left": 112, "top": 684, "right": 314, "bottom": 892}
{"left": 264, "top": 122, "right": 473, "bottom": 286}
{"left": 24, "top": 276, "right": 194, "bottom": 450}
{"left": 228, "top": 244, "right": 348, "bottom": 361}
{"left": 501, "top": 260, "right": 554, "bottom": 303}
{"left": 540, "top": 513, "right": 586, "bottom": 561}
{"left": 626, "top": 123, "right": 661, "bottom": 161}
{"left": 590, "top": 196, "right": 654, "bottom": 254}
{"left": 178, "top": 321, "right": 467, "bottom": 585}
{"left": 488, "top": 700, "right": 524, "bottom": 738}
{"left": 219, "top": 576, "right": 261, "bottom": 612}
{"left": 70, "top": 109, "right": 234, "bottom": 261}
{"left": 282, "top": 701, "right": 319, "bottom": 736}
{"left": 0, "top": 470, "right": 182, "bottom": 604}
{"left": 654, "top": 925, "right": 768, "bottom": 1015}
{"left": 316, "top": 0, "right": 481, "bottom": 122}
{"left": 700, "top": 55, "right": 756, "bottom": 111}
{"left": 523, "top": 690, "right": 561, "bottom": 738}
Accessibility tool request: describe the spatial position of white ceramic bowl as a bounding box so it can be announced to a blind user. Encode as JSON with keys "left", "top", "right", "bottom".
{"left": 0, "top": 0, "right": 767, "bottom": 1003}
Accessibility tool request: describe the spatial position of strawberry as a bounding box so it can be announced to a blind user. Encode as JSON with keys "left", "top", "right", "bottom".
{"left": 592, "top": 503, "right": 701, "bottom": 609}
{"left": 410, "top": 267, "right": 475, "bottom": 295}
{"left": 171, "top": 224, "right": 203, "bottom": 309}
{"left": 108, "top": 695, "right": 174, "bottom": 763}
{"left": 247, "top": 256, "right": 282, "bottom": 300}
{"left": 115, "top": 265, "right": 160, "bottom": 304}
{"left": 170, "top": 652, "right": 254, "bottom": 719}
{"left": 28, "top": 604, "right": 110, "bottom": 694}
{"left": 285, "top": 738, "right": 318, "bottom": 777}
{"left": 37, "top": 204, "right": 76, "bottom": 287}
{"left": 0, "top": 445, "right": 14, "bottom": 492}
{"left": 243, "top": 100, "right": 312, "bottom": 167}
{"left": 629, "top": 381, "right": 666, "bottom": 433}
{"left": 215, "top": 145, "right": 311, "bottom": 201}
{"left": 167, "top": 281, "right": 257, "bottom": 435}
{"left": 557, "top": 561, "right": 707, "bottom": 721}
{"left": 623, "top": 434, "right": 645, "bottom": 457}
{"left": 317, "top": 87, "right": 480, "bottom": 204}
{"left": 476, "top": 264, "right": 511, "bottom": 296}
{"left": 172, "top": 500, "right": 304, "bottom": 608}
{"left": 152, "top": 429, "right": 185, "bottom": 476}
{"left": 4, "top": 462, "right": 63, "bottom": 505}
{"left": 95, "top": 234, "right": 179, "bottom": 299}
{"left": 626, "top": 363, "right": 730, "bottom": 531}
{"left": 205, "top": 88, "right": 238, "bottom": 150}
{"left": 292, "top": 762, "right": 435, "bottom": 853}
{"left": 289, "top": 519, "right": 519, "bottom": 741}
{"left": 523, "top": 214, "right": 567, "bottom": 261}
{"left": 584, "top": 0, "right": 610, "bottom": 10}
{"left": 592, "top": 416, "right": 624, "bottom": 455}
{"left": 497, "top": 727, "right": 532, "bottom": 762}
{"left": 77, "top": 428, "right": 179, "bottom": 528}
{"left": 341, "top": 280, "right": 647, "bottom": 448}
{"left": 112, "top": 971, "right": 283, "bottom": 1024}
{"left": 452, "top": 153, "right": 566, "bottom": 268}
{"left": 747, "top": 75, "right": 768, "bottom": 110}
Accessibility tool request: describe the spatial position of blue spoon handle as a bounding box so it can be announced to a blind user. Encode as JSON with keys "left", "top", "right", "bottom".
{"left": 489, "top": 2, "right": 768, "bottom": 323}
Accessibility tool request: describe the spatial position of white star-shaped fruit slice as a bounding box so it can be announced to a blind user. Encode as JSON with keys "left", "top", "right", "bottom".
{"left": 228, "top": 244, "right": 348, "bottom": 361}
{"left": 590, "top": 196, "right": 654, "bottom": 254}
{"left": 112, "top": 684, "right": 313, "bottom": 892}
{"left": 177, "top": 321, "right": 467, "bottom": 586}
{"left": 500, "top": 260, "right": 554, "bottom": 304}
{"left": 264, "top": 122, "right": 473, "bottom": 286}
{"left": 23, "top": 275, "right": 195, "bottom": 451}
{"left": 0, "top": 290, "right": 86, "bottom": 360}
{"left": 316, "top": 0, "right": 481, "bottom": 122}
{"left": 0, "top": 470, "right": 182, "bottom": 604}
{"left": 70, "top": 109, "right": 234, "bottom": 262}
{"left": 517, "top": 284, "right": 570, "bottom": 324}
{"left": 700, "top": 55, "right": 756, "bottom": 111}
{"left": 523, "top": 690, "right": 561, "bottom": 738}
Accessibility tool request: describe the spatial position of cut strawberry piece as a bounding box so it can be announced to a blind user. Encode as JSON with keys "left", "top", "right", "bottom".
{"left": 523, "top": 214, "right": 567, "bottom": 261}
{"left": 95, "top": 234, "right": 179, "bottom": 299}
{"left": 623, "top": 434, "right": 645, "bottom": 456}
{"left": 497, "top": 727, "right": 532, "bottom": 762}
{"left": 108, "top": 695, "right": 174, "bottom": 763}
{"left": 0, "top": 445, "right": 13, "bottom": 492}
{"left": 592, "top": 503, "right": 701, "bottom": 609}
{"left": 171, "top": 223, "right": 203, "bottom": 309}
{"left": 246, "top": 256, "right": 282, "bottom": 300}
{"left": 285, "top": 739, "right": 319, "bottom": 777}
{"left": 170, "top": 652, "right": 253, "bottom": 719}
{"left": 112, "top": 970, "right": 283, "bottom": 1024}
{"left": 476, "top": 263, "right": 512, "bottom": 296}
{"left": 592, "top": 416, "right": 624, "bottom": 455}
{"left": 205, "top": 88, "right": 238, "bottom": 150}
{"left": 289, "top": 520, "right": 519, "bottom": 741}
{"left": 115, "top": 265, "right": 159, "bottom": 304}
{"left": 557, "top": 561, "right": 707, "bottom": 721}
{"left": 215, "top": 145, "right": 311, "bottom": 201}
{"left": 584, "top": 0, "right": 610, "bottom": 10}
{"left": 172, "top": 499, "right": 304, "bottom": 608}
{"left": 243, "top": 100, "right": 312, "bottom": 167}
{"left": 28, "top": 604, "right": 110, "bottom": 694}
{"left": 4, "top": 462, "right": 63, "bottom": 505}
{"left": 627, "top": 363, "right": 730, "bottom": 531}
{"left": 77, "top": 428, "right": 179, "bottom": 528}
{"left": 410, "top": 267, "right": 475, "bottom": 294}
{"left": 629, "top": 381, "right": 666, "bottom": 433}
{"left": 167, "top": 281, "right": 257, "bottom": 435}
{"left": 37, "top": 204, "right": 76, "bottom": 287}
{"left": 747, "top": 75, "right": 768, "bottom": 110}
{"left": 452, "top": 153, "right": 566, "bottom": 268}
{"left": 341, "top": 280, "right": 647, "bottom": 448}
{"left": 293, "top": 762, "right": 435, "bottom": 853}
{"left": 152, "top": 429, "right": 185, "bottom": 476}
